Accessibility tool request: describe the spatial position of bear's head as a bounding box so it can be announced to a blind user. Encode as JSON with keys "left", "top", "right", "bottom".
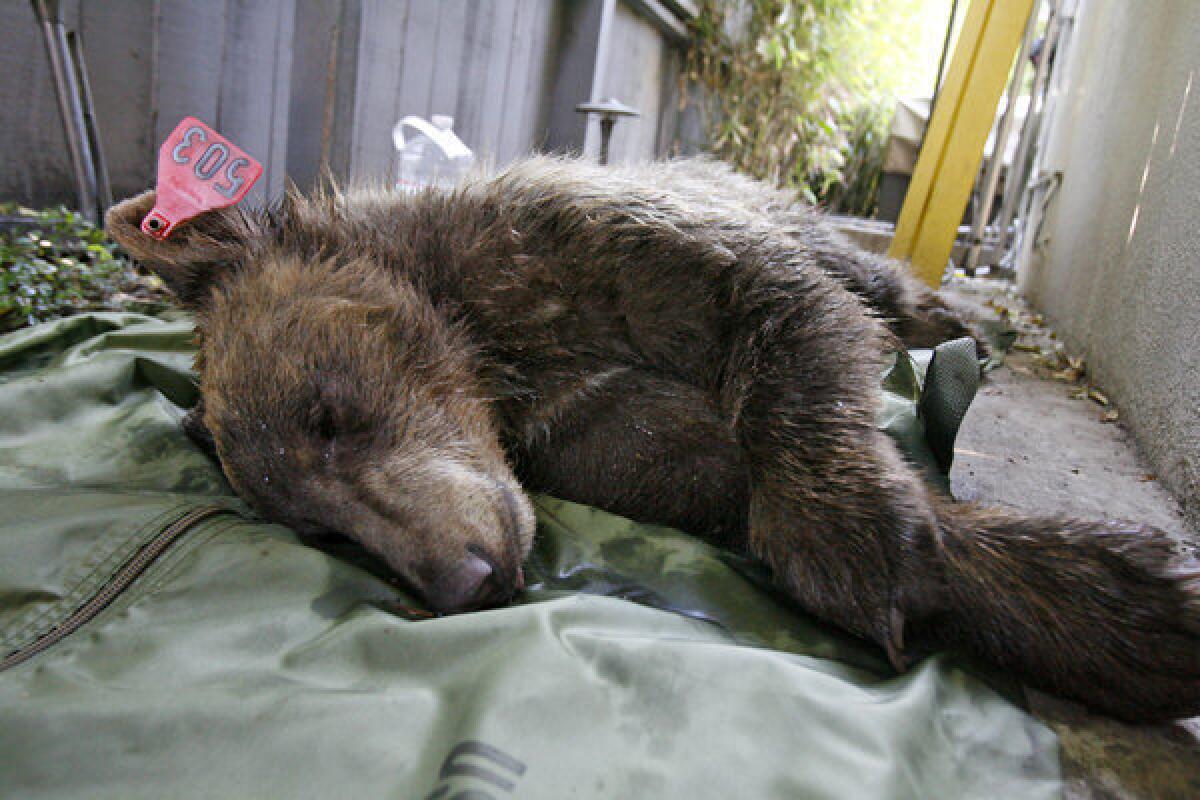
{"left": 106, "top": 190, "right": 534, "bottom": 613}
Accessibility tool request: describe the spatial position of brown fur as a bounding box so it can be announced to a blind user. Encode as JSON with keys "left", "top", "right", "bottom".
{"left": 106, "top": 157, "right": 1199, "bottom": 722}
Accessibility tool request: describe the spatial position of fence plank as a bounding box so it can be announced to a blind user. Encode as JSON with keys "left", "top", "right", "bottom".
{"left": 154, "top": 1, "right": 223, "bottom": 148}
{"left": 542, "top": 0, "right": 605, "bottom": 156}
{"left": 496, "top": 1, "right": 538, "bottom": 162}
{"left": 601, "top": 3, "right": 667, "bottom": 163}
{"left": 0, "top": 2, "right": 76, "bottom": 205}
{"left": 218, "top": 0, "right": 295, "bottom": 202}
{"left": 429, "top": 1, "right": 469, "bottom": 121}
{"left": 286, "top": 0, "right": 338, "bottom": 190}
{"left": 518, "top": 1, "right": 562, "bottom": 155}
{"left": 351, "top": 0, "right": 409, "bottom": 182}
{"left": 395, "top": 0, "right": 439, "bottom": 123}
{"left": 266, "top": 0, "right": 297, "bottom": 198}
{"left": 476, "top": 0, "right": 519, "bottom": 165}
{"left": 77, "top": 0, "right": 157, "bottom": 198}
{"left": 453, "top": 0, "right": 491, "bottom": 157}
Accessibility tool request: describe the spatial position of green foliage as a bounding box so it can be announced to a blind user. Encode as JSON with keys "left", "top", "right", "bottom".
{"left": 687, "top": 0, "right": 936, "bottom": 216}
{"left": 821, "top": 101, "right": 888, "bottom": 217}
{"left": 0, "top": 204, "right": 170, "bottom": 333}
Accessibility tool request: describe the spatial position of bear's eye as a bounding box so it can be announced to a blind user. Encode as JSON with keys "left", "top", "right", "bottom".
{"left": 315, "top": 406, "right": 338, "bottom": 440}
{"left": 309, "top": 403, "right": 372, "bottom": 442}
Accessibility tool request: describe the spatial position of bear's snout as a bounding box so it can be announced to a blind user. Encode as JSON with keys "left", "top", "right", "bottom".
{"left": 423, "top": 547, "right": 525, "bottom": 613}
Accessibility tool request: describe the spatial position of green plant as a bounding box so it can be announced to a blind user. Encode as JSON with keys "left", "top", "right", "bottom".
{"left": 820, "top": 100, "right": 888, "bottom": 217}
{"left": 686, "top": 0, "right": 934, "bottom": 216}
{"left": 0, "top": 204, "right": 170, "bottom": 333}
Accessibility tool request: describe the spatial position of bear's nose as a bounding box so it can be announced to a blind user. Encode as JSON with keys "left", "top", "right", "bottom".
{"left": 424, "top": 551, "right": 521, "bottom": 613}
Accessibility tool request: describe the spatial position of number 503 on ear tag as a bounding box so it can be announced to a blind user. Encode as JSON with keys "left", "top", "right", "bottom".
{"left": 141, "top": 116, "right": 263, "bottom": 239}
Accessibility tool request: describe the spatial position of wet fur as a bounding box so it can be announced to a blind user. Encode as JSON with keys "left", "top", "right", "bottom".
{"left": 107, "top": 157, "right": 1199, "bottom": 722}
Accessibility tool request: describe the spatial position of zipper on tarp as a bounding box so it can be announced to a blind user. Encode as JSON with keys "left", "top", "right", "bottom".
{"left": 0, "top": 505, "right": 230, "bottom": 671}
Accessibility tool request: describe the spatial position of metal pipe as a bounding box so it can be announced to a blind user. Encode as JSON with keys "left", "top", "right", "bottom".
{"left": 930, "top": 0, "right": 961, "bottom": 119}
{"left": 597, "top": 118, "right": 615, "bottom": 165}
{"left": 67, "top": 30, "right": 111, "bottom": 213}
{"left": 996, "top": 0, "right": 1065, "bottom": 257}
{"left": 583, "top": 0, "right": 618, "bottom": 161}
{"left": 963, "top": 2, "right": 1040, "bottom": 274}
{"left": 31, "top": 0, "right": 99, "bottom": 222}
{"left": 576, "top": 99, "right": 640, "bottom": 166}
{"left": 1012, "top": 0, "right": 1079, "bottom": 285}
{"left": 917, "top": 0, "right": 961, "bottom": 165}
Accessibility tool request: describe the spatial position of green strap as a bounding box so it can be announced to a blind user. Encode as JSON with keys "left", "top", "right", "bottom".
{"left": 919, "top": 336, "right": 981, "bottom": 474}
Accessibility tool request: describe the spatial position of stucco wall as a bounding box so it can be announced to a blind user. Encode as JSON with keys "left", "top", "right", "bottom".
{"left": 1019, "top": 0, "right": 1200, "bottom": 524}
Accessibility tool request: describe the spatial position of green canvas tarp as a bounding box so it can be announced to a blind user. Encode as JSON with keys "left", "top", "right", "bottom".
{"left": 0, "top": 313, "right": 1060, "bottom": 799}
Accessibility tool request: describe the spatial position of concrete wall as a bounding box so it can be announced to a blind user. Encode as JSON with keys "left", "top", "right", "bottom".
{"left": 1, "top": 0, "right": 694, "bottom": 206}
{"left": 1018, "top": 0, "right": 1200, "bottom": 524}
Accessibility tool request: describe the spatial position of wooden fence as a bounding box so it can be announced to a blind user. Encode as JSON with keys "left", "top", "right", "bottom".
{"left": 0, "top": 0, "right": 701, "bottom": 208}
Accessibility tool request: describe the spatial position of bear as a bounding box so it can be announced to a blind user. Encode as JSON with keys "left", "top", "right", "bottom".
{"left": 105, "top": 156, "right": 1200, "bottom": 723}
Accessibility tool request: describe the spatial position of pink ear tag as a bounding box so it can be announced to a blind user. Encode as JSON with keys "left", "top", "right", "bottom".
{"left": 141, "top": 116, "right": 263, "bottom": 239}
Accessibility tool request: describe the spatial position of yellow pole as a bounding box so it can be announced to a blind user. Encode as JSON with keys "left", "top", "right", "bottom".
{"left": 889, "top": 0, "right": 1037, "bottom": 286}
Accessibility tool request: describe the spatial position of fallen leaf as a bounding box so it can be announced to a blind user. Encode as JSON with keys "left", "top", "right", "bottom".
{"left": 1050, "top": 367, "right": 1083, "bottom": 383}
{"left": 1087, "top": 388, "right": 1110, "bottom": 406}
{"left": 1101, "top": 409, "right": 1119, "bottom": 423}
{"left": 954, "top": 447, "right": 1001, "bottom": 460}
{"left": 1139, "top": 474, "right": 1157, "bottom": 482}
{"left": 1013, "top": 342, "right": 1042, "bottom": 353}
{"left": 1036, "top": 348, "right": 1072, "bottom": 369}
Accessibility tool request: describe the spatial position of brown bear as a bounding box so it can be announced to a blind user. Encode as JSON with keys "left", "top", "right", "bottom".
{"left": 106, "top": 157, "right": 1200, "bottom": 723}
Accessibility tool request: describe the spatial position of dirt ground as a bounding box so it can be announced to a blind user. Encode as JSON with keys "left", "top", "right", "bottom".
{"left": 945, "top": 279, "right": 1200, "bottom": 800}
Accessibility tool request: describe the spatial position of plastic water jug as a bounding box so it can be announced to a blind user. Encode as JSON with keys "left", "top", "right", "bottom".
{"left": 392, "top": 115, "right": 475, "bottom": 192}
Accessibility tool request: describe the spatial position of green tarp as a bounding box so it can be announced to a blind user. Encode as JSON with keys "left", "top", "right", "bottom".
{"left": 0, "top": 314, "right": 1061, "bottom": 799}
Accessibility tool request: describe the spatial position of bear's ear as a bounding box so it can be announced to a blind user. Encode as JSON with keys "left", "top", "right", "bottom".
{"left": 105, "top": 190, "right": 262, "bottom": 308}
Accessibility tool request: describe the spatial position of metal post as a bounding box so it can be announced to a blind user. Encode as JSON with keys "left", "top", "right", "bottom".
{"left": 575, "top": 99, "right": 640, "bottom": 165}
{"left": 963, "top": 1, "right": 1040, "bottom": 274}
{"left": 597, "top": 117, "right": 616, "bottom": 165}
{"left": 68, "top": 30, "right": 111, "bottom": 212}
{"left": 916, "top": 0, "right": 961, "bottom": 164}
{"left": 582, "top": 0, "right": 617, "bottom": 162}
{"left": 1012, "top": 0, "right": 1078, "bottom": 284}
{"left": 996, "top": 0, "right": 1065, "bottom": 257}
{"left": 929, "top": 0, "right": 962, "bottom": 120}
{"left": 30, "top": 0, "right": 100, "bottom": 222}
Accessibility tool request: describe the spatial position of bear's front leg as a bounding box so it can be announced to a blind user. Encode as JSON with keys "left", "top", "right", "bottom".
{"left": 720, "top": 260, "right": 948, "bottom": 667}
